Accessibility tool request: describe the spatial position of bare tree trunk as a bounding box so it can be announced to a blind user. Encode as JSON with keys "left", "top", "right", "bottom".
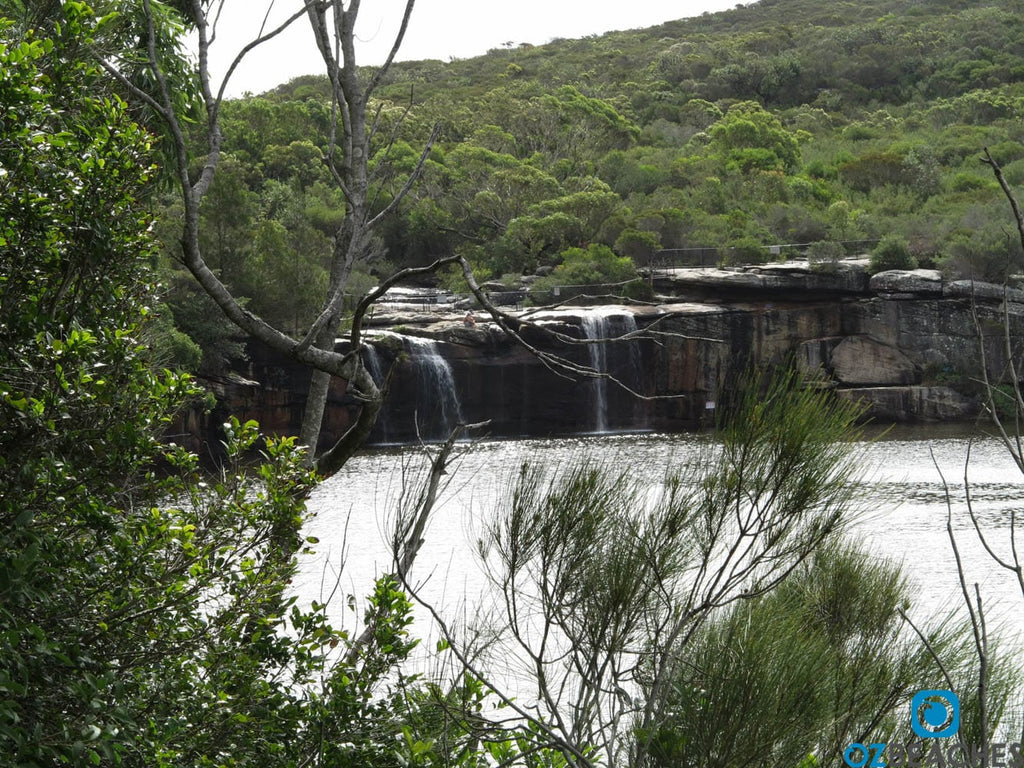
{"left": 314, "top": 362, "right": 384, "bottom": 476}
{"left": 99, "top": 0, "right": 431, "bottom": 474}
{"left": 101, "top": 0, "right": 671, "bottom": 474}
{"left": 299, "top": 368, "right": 334, "bottom": 458}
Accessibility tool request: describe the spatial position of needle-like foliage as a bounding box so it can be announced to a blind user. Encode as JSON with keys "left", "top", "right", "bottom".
{"left": 468, "top": 368, "right": 868, "bottom": 766}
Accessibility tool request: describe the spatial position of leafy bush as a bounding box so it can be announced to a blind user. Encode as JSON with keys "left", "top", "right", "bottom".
{"left": 644, "top": 543, "right": 1004, "bottom": 768}
{"left": 721, "top": 236, "right": 772, "bottom": 266}
{"left": 939, "top": 222, "right": 1023, "bottom": 282}
{"left": 869, "top": 235, "right": 918, "bottom": 273}
{"left": 528, "top": 244, "right": 639, "bottom": 304}
{"left": 948, "top": 171, "right": 995, "bottom": 193}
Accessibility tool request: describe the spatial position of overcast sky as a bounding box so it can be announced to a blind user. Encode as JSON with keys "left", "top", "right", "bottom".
{"left": 204, "top": 0, "right": 752, "bottom": 97}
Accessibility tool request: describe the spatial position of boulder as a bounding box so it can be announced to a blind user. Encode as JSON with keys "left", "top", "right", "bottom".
{"left": 830, "top": 336, "right": 919, "bottom": 386}
{"left": 869, "top": 269, "right": 943, "bottom": 296}
{"left": 439, "top": 324, "right": 500, "bottom": 348}
{"left": 480, "top": 280, "right": 512, "bottom": 292}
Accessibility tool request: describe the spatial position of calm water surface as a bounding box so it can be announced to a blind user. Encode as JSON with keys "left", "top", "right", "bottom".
{"left": 295, "top": 425, "right": 1024, "bottom": 651}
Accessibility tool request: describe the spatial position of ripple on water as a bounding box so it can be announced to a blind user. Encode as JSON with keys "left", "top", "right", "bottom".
{"left": 295, "top": 428, "right": 1024, "bottom": 661}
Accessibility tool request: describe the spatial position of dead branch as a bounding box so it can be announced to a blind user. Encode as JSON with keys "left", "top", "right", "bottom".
{"left": 457, "top": 256, "right": 719, "bottom": 399}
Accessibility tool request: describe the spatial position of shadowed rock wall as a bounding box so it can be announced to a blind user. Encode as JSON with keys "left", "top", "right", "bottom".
{"left": 200, "top": 262, "right": 1024, "bottom": 447}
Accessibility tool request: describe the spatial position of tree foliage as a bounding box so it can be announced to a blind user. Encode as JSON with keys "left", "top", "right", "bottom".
{"left": 460, "top": 371, "right": 873, "bottom": 767}
{"left": 0, "top": 17, "right": 490, "bottom": 767}
{"left": 870, "top": 234, "right": 918, "bottom": 273}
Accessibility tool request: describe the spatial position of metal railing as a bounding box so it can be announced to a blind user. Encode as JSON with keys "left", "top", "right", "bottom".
{"left": 352, "top": 240, "right": 884, "bottom": 317}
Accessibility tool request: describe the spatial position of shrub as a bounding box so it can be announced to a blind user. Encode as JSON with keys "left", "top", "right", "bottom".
{"left": 721, "top": 236, "right": 772, "bottom": 266}
{"left": 806, "top": 240, "right": 845, "bottom": 271}
{"left": 527, "top": 244, "right": 639, "bottom": 304}
{"left": 948, "top": 171, "right": 994, "bottom": 193}
{"left": 869, "top": 235, "right": 917, "bottom": 273}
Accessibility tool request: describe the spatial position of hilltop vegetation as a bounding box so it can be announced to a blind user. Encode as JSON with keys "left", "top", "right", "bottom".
{"left": 5, "top": 5, "right": 1024, "bottom": 765}
{"left": 158, "top": 0, "right": 1024, "bottom": 370}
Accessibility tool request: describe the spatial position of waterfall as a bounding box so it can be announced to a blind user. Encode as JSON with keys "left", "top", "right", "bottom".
{"left": 362, "top": 343, "right": 385, "bottom": 385}
{"left": 580, "top": 313, "right": 611, "bottom": 433}
{"left": 616, "top": 313, "right": 647, "bottom": 429}
{"left": 403, "top": 336, "right": 464, "bottom": 441}
{"left": 580, "top": 310, "right": 645, "bottom": 434}
{"left": 361, "top": 343, "right": 391, "bottom": 443}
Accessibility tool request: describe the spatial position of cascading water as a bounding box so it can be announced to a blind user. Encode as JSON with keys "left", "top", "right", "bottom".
{"left": 361, "top": 343, "right": 391, "bottom": 443}
{"left": 617, "top": 313, "right": 647, "bottom": 429}
{"left": 580, "top": 314, "right": 611, "bottom": 433}
{"left": 579, "top": 310, "right": 645, "bottom": 434}
{"left": 403, "top": 336, "right": 464, "bottom": 441}
{"left": 363, "top": 344, "right": 384, "bottom": 383}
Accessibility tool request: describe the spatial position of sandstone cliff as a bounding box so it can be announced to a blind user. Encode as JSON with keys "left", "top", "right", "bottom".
{"left": 201, "top": 260, "right": 1024, "bottom": 447}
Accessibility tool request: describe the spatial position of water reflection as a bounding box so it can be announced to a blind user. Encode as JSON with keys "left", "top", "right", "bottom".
{"left": 296, "top": 425, "right": 1024, "bottom": 656}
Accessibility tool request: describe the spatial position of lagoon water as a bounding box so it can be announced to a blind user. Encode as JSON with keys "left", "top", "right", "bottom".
{"left": 295, "top": 424, "right": 1024, "bottom": 672}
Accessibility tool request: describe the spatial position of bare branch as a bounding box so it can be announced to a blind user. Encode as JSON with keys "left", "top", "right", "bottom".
{"left": 95, "top": 59, "right": 170, "bottom": 119}
{"left": 897, "top": 608, "right": 957, "bottom": 692}
{"left": 935, "top": 451, "right": 985, "bottom": 670}
{"left": 188, "top": 0, "right": 222, "bottom": 199}
{"left": 365, "top": 0, "right": 417, "bottom": 99}
{"left": 366, "top": 122, "right": 442, "bottom": 228}
{"left": 210, "top": 5, "right": 310, "bottom": 118}
{"left": 347, "top": 255, "right": 462, "bottom": 349}
{"left": 984, "top": 147, "right": 1024, "bottom": 255}
{"left": 341, "top": 421, "right": 469, "bottom": 664}
{"left": 401, "top": 572, "right": 599, "bottom": 768}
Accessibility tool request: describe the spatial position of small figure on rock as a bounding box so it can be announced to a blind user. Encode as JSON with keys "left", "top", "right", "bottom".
{"left": 463, "top": 310, "right": 477, "bottom": 327}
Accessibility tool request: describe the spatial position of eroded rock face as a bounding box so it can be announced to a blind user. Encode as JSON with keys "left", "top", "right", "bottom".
{"left": 830, "top": 336, "right": 919, "bottom": 386}
{"left": 836, "top": 386, "right": 978, "bottom": 422}
{"left": 206, "top": 263, "right": 1024, "bottom": 445}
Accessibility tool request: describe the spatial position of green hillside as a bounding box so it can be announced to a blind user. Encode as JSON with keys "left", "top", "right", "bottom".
{"left": 160, "top": 0, "right": 1024, "bottom": 369}
{"left": 369, "top": 0, "right": 1024, "bottom": 109}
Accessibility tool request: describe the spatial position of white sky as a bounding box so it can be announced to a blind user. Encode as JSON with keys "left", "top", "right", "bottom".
{"left": 204, "top": 0, "right": 751, "bottom": 97}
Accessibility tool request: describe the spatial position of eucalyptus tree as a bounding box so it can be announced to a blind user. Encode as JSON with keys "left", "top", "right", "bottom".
{"left": 97, "top": 0, "right": 445, "bottom": 475}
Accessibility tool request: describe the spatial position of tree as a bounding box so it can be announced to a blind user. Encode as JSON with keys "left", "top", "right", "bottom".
{"left": 96, "top": 0, "right": 443, "bottom": 475}
{"left": 707, "top": 101, "right": 801, "bottom": 173}
{"left": 0, "top": 18, "right": 498, "bottom": 766}
{"left": 529, "top": 243, "right": 643, "bottom": 304}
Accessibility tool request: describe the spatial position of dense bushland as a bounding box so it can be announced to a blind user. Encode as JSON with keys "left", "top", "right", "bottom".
{"left": 3, "top": 3, "right": 1023, "bottom": 766}
{"left": 139, "top": 0, "right": 1024, "bottom": 371}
